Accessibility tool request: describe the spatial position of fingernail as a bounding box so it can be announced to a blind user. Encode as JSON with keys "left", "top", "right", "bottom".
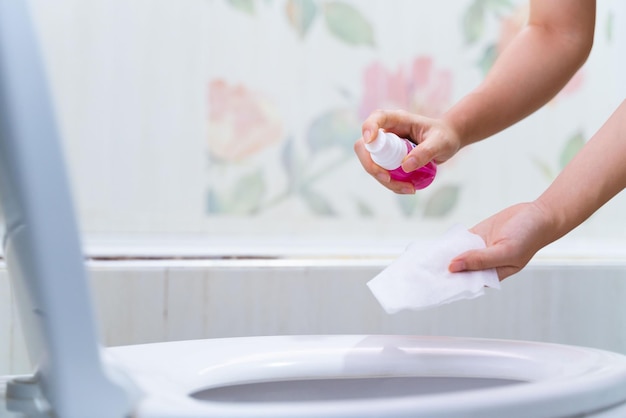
{"left": 449, "top": 260, "right": 466, "bottom": 272}
{"left": 403, "top": 157, "right": 417, "bottom": 172}
{"left": 363, "top": 129, "right": 372, "bottom": 143}
{"left": 401, "top": 186, "right": 415, "bottom": 194}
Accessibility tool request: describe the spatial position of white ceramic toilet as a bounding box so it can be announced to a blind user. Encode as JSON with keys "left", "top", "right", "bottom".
{"left": 3, "top": 2, "right": 626, "bottom": 417}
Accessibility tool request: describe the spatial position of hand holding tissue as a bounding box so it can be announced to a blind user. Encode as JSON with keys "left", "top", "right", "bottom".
{"left": 367, "top": 225, "right": 500, "bottom": 314}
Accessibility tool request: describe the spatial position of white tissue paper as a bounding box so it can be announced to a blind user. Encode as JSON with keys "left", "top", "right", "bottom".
{"left": 367, "top": 224, "right": 500, "bottom": 314}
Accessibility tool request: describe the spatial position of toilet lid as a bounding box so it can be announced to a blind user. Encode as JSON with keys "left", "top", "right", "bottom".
{"left": 108, "top": 334, "right": 626, "bottom": 418}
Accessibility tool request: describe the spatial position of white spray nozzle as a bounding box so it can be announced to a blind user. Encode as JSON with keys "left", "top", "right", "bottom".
{"left": 364, "top": 129, "right": 409, "bottom": 170}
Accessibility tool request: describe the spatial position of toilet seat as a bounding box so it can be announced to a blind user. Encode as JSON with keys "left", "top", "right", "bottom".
{"left": 107, "top": 334, "right": 626, "bottom": 418}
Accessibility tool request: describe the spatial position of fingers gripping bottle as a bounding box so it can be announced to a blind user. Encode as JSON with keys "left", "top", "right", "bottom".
{"left": 365, "top": 129, "right": 437, "bottom": 190}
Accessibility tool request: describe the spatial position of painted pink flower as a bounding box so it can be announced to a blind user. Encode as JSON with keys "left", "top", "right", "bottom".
{"left": 207, "top": 79, "right": 284, "bottom": 162}
{"left": 359, "top": 56, "right": 453, "bottom": 120}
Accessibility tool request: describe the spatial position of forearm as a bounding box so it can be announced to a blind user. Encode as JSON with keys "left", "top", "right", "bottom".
{"left": 443, "top": 0, "right": 595, "bottom": 146}
{"left": 536, "top": 100, "right": 626, "bottom": 245}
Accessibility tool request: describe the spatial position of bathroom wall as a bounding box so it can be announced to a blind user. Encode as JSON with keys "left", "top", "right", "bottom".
{"left": 19, "top": 0, "right": 625, "bottom": 245}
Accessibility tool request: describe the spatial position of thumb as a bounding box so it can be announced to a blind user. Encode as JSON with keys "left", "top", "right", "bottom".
{"left": 449, "top": 245, "right": 515, "bottom": 280}
{"left": 402, "top": 140, "right": 437, "bottom": 172}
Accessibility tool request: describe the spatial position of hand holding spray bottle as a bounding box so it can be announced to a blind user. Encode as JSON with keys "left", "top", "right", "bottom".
{"left": 365, "top": 129, "right": 437, "bottom": 190}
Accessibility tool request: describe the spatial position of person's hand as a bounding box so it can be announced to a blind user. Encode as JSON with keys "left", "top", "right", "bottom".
{"left": 354, "top": 109, "right": 462, "bottom": 194}
{"left": 448, "top": 201, "right": 553, "bottom": 280}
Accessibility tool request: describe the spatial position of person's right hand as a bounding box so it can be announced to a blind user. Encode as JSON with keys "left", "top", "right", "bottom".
{"left": 448, "top": 201, "right": 554, "bottom": 281}
{"left": 354, "top": 109, "right": 463, "bottom": 194}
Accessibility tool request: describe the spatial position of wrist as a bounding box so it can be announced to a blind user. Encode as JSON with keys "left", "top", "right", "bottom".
{"left": 441, "top": 94, "right": 483, "bottom": 149}
{"left": 532, "top": 197, "right": 566, "bottom": 247}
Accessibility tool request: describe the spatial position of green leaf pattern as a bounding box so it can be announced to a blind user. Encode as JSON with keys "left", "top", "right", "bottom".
{"left": 307, "top": 108, "right": 361, "bottom": 154}
{"left": 286, "top": 0, "right": 318, "bottom": 38}
{"left": 232, "top": 170, "right": 267, "bottom": 215}
{"left": 463, "top": 1, "right": 485, "bottom": 45}
{"left": 206, "top": 169, "right": 266, "bottom": 215}
{"left": 322, "top": 1, "right": 375, "bottom": 47}
{"left": 606, "top": 11, "right": 614, "bottom": 42}
{"left": 228, "top": 0, "right": 375, "bottom": 45}
{"left": 226, "top": 0, "right": 255, "bottom": 15}
{"left": 478, "top": 44, "right": 497, "bottom": 76}
{"left": 559, "top": 131, "right": 586, "bottom": 170}
{"left": 462, "top": 0, "right": 515, "bottom": 74}
{"left": 396, "top": 194, "right": 420, "bottom": 218}
{"left": 301, "top": 187, "right": 336, "bottom": 216}
{"left": 532, "top": 130, "right": 587, "bottom": 181}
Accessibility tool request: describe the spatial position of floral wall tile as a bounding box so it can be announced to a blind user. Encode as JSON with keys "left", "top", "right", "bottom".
{"left": 22, "top": 0, "right": 626, "bottom": 244}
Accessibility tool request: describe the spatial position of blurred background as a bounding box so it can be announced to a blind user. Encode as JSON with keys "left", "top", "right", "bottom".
{"left": 22, "top": 0, "right": 626, "bottom": 250}
{"left": 2, "top": 0, "right": 626, "bottom": 375}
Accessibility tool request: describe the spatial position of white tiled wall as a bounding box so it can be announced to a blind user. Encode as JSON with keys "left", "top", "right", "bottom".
{"left": 3, "top": 260, "right": 626, "bottom": 375}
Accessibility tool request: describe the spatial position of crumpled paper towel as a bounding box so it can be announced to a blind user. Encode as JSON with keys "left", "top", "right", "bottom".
{"left": 367, "top": 225, "right": 500, "bottom": 314}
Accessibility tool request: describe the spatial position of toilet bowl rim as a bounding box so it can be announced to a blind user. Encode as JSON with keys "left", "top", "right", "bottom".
{"left": 108, "top": 334, "right": 626, "bottom": 410}
{"left": 117, "top": 334, "right": 626, "bottom": 418}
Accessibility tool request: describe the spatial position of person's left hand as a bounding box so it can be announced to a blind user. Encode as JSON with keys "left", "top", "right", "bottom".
{"left": 354, "top": 109, "right": 462, "bottom": 194}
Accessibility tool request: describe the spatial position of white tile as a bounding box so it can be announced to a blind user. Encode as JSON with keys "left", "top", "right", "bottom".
{"left": 163, "top": 269, "right": 206, "bottom": 341}
{"left": 81, "top": 263, "right": 626, "bottom": 358}
{"left": 196, "top": 264, "right": 626, "bottom": 358}
{"left": 198, "top": 265, "right": 380, "bottom": 338}
{"left": 90, "top": 268, "right": 166, "bottom": 346}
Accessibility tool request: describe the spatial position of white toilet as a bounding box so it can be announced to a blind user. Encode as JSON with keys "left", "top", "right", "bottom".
{"left": 3, "top": 1, "right": 626, "bottom": 417}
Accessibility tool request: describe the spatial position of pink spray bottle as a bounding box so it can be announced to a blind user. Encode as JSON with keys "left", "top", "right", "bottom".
{"left": 365, "top": 129, "right": 437, "bottom": 190}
